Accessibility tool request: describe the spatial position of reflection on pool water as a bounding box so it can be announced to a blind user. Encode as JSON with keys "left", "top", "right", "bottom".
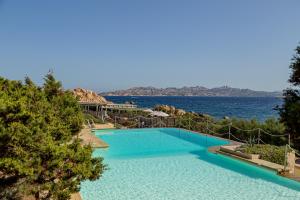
{"left": 81, "top": 128, "right": 300, "bottom": 200}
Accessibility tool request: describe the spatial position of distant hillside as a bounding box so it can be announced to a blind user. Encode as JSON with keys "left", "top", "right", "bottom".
{"left": 100, "top": 86, "right": 282, "bottom": 97}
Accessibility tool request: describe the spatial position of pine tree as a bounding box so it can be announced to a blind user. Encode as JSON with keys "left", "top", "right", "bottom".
{"left": 280, "top": 44, "right": 300, "bottom": 150}
{"left": 0, "top": 75, "right": 105, "bottom": 199}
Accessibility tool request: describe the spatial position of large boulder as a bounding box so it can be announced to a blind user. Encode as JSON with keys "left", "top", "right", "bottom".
{"left": 175, "top": 109, "right": 186, "bottom": 116}
{"left": 72, "top": 88, "right": 111, "bottom": 104}
{"left": 154, "top": 105, "right": 186, "bottom": 116}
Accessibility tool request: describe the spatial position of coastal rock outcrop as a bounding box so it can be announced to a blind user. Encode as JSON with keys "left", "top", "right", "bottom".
{"left": 154, "top": 105, "right": 186, "bottom": 116}
{"left": 73, "top": 88, "right": 111, "bottom": 104}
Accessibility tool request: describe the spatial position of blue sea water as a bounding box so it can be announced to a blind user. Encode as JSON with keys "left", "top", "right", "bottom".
{"left": 105, "top": 96, "right": 282, "bottom": 121}
{"left": 80, "top": 128, "right": 300, "bottom": 200}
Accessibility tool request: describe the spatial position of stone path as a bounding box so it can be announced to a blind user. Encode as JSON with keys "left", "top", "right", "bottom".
{"left": 71, "top": 193, "right": 82, "bottom": 200}
{"left": 78, "top": 125, "right": 110, "bottom": 148}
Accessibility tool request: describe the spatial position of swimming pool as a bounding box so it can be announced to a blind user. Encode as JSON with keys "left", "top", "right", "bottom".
{"left": 80, "top": 128, "right": 300, "bottom": 200}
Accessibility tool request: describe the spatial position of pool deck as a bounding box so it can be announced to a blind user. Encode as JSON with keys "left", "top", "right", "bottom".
{"left": 216, "top": 146, "right": 285, "bottom": 172}
{"left": 92, "top": 122, "right": 115, "bottom": 129}
{"left": 178, "top": 128, "right": 300, "bottom": 182}
{"left": 208, "top": 142, "right": 300, "bottom": 183}
{"left": 217, "top": 148, "right": 300, "bottom": 182}
{"left": 181, "top": 129, "right": 286, "bottom": 173}
{"left": 71, "top": 193, "right": 82, "bottom": 200}
{"left": 78, "top": 124, "right": 110, "bottom": 148}
{"left": 22, "top": 192, "right": 82, "bottom": 200}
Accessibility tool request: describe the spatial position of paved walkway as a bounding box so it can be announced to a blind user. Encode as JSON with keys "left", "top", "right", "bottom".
{"left": 78, "top": 126, "right": 109, "bottom": 148}
{"left": 92, "top": 122, "right": 114, "bottom": 129}
{"left": 71, "top": 193, "right": 82, "bottom": 200}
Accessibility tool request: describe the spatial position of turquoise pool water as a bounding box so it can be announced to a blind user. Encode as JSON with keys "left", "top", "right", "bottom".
{"left": 81, "top": 128, "right": 300, "bottom": 200}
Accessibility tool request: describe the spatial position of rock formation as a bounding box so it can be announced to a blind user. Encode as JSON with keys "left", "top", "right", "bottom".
{"left": 72, "top": 88, "right": 111, "bottom": 104}
{"left": 154, "top": 105, "right": 186, "bottom": 116}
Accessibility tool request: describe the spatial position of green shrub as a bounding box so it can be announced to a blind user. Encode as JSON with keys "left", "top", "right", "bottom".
{"left": 0, "top": 74, "right": 105, "bottom": 199}
{"left": 240, "top": 144, "right": 286, "bottom": 165}
{"left": 84, "top": 113, "right": 105, "bottom": 124}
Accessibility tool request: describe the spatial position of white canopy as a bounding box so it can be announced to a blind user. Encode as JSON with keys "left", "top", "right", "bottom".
{"left": 144, "top": 109, "right": 154, "bottom": 113}
{"left": 149, "top": 111, "right": 169, "bottom": 117}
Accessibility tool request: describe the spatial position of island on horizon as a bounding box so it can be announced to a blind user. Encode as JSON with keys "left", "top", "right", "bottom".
{"left": 100, "top": 86, "right": 282, "bottom": 97}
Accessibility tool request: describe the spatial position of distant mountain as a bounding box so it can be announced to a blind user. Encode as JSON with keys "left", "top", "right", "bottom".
{"left": 100, "top": 86, "right": 282, "bottom": 97}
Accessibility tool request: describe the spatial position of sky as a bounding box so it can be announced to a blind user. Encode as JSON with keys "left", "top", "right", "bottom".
{"left": 0, "top": 0, "right": 300, "bottom": 92}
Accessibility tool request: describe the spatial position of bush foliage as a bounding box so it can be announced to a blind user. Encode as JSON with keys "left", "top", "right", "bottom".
{"left": 84, "top": 113, "right": 105, "bottom": 124}
{"left": 0, "top": 74, "right": 105, "bottom": 199}
{"left": 240, "top": 144, "right": 286, "bottom": 165}
{"left": 280, "top": 44, "right": 300, "bottom": 150}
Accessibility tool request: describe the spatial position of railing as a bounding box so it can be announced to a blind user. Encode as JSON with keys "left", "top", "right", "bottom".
{"left": 203, "top": 120, "right": 290, "bottom": 145}
{"left": 113, "top": 115, "right": 176, "bottom": 128}
{"left": 103, "top": 104, "right": 137, "bottom": 109}
{"left": 112, "top": 114, "right": 291, "bottom": 147}
{"left": 84, "top": 110, "right": 102, "bottom": 117}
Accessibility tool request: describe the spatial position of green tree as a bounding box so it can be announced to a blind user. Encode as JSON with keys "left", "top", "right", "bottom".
{"left": 280, "top": 44, "right": 300, "bottom": 150}
{"left": 0, "top": 75, "right": 105, "bottom": 199}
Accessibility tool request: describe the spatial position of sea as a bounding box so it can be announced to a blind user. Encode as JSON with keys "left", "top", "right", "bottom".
{"left": 105, "top": 96, "right": 283, "bottom": 121}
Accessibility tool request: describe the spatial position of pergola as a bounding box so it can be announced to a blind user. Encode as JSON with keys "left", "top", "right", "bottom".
{"left": 79, "top": 101, "right": 138, "bottom": 120}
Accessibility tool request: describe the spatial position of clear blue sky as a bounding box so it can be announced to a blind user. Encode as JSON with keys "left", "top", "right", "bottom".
{"left": 1, "top": 0, "right": 300, "bottom": 92}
